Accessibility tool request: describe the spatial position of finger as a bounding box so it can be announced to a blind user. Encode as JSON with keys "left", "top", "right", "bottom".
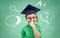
{"left": 29, "top": 19, "right": 32, "bottom": 23}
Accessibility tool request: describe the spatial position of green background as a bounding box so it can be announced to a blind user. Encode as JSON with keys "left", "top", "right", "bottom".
{"left": 0, "top": 0, "right": 60, "bottom": 38}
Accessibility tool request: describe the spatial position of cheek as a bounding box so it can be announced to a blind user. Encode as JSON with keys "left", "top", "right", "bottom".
{"left": 33, "top": 18, "right": 38, "bottom": 22}
{"left": 27, "top": 19, "right": 31, "bottom": 22}
{"left": 34, "top": 18, "right": 37, "bottom": 21}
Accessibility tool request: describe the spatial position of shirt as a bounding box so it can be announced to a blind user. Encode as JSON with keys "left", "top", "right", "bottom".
{"left": 21, "top": 23, "right": 41, "bottom": 38}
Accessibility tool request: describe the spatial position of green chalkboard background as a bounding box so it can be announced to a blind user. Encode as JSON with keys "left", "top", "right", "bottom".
{"left": 0, "top": 0, "right": 60, "bottom": 38}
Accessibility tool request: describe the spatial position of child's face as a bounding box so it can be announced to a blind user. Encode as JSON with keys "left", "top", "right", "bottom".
{"left": 26, "top": 14, "right": 38, "bottom": 23}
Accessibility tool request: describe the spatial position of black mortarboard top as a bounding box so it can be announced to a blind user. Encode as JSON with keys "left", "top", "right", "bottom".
{"left": 21, "top": 4, "right": 41, "bottom": 15}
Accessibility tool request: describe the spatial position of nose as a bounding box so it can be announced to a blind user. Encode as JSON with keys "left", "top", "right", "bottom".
{"left": 31, "top": 18, "right": 33, "bottom": 21}
{"left": 31, "top": 18, "right": 35, "bottom": 22}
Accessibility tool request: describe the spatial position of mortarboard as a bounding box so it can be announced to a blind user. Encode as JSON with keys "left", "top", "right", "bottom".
{"left": 21, "top": 4, "right": 41, "bottom": 15}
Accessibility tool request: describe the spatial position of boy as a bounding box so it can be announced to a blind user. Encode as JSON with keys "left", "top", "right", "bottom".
{"left": 21, "top": 4, "right": 41, "bottom": 38}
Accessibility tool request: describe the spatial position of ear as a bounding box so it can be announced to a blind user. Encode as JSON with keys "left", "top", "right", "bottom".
{"left": 36, "top": 16, "right": 38, "bottom": 22}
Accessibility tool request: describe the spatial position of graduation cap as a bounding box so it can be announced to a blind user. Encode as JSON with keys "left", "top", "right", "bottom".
{"left": 21, "top": 4, "right": 41, "bottom": 15}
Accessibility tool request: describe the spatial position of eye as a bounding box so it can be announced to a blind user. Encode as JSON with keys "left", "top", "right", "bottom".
{"left": 33, "top": 17, "right": 36, "bottom": 19}
{"left": 27, "top": 17, "right": 31, "bottom": 19}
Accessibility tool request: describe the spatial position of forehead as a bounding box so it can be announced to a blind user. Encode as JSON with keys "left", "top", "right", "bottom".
{"left": 27, "top": 14, "right": 36, "bottom": 17}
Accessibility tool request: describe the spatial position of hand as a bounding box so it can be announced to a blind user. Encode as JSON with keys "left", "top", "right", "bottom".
{"left": 29, "top": 19, "right": 35, "bottom": 28}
